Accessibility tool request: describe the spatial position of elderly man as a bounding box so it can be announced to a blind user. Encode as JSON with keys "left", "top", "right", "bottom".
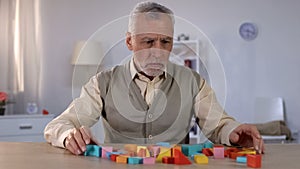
{"left": 44, "top": 1, "right": 264, "bottom": 155}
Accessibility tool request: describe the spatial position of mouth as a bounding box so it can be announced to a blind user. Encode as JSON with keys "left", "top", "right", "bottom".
{"left": 145, "top": 63, "right": 164, "bottom": 69}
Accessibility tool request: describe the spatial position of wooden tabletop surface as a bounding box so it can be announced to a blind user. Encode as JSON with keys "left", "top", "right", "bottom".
{"left": 0, "top": 142, "right": 299, "bottom": 169}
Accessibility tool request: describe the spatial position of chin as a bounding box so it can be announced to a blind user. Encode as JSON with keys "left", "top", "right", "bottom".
{"left": 144, "top": 69, "right": 164, "bottom": 77}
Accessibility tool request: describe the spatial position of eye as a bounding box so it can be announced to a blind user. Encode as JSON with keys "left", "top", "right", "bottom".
{"left": 145, "top": 39, "right": 154, "bottom": 44}
{"left": 161, "top": 39, "right": 171, "bottom": 44}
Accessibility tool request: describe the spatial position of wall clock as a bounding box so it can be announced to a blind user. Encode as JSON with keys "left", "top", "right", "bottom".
{"left": 239, "top": 22, "right": 258, "bottom": 41}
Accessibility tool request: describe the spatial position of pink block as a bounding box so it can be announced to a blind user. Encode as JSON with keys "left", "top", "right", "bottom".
{"left": 101, "top": 146, "right": 113, "bottom": 158}
{"left": 149, "top": 146, "right": 160, "bottom": 157}
{"left": 213, "top": 147, "right": 224, "bottom": 159}
{"left": 143, "top": 157, "right": 156, "bottom": 164}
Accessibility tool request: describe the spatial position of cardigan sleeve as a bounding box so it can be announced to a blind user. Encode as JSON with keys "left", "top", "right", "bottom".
{"left": 44, "top": 74, "right": 103, "bottom": 148}
{"left": 194, "top": 78, "right": 241, "bottom": 145}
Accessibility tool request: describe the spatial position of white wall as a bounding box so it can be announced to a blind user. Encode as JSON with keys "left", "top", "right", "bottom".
{"left": 40, "top": 0, "right": 300, "bottom": 132}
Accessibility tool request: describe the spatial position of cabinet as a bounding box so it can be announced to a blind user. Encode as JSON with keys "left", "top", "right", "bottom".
{"left": 0, "top": 114, "right": 54, "bottom": 142}
{"left": 171, "top": 40, "right": 206, "bottom": 144}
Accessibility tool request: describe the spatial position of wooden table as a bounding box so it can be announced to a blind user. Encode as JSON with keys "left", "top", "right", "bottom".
{"left": 0, "top": 142, "right": 299, "bottom": 169}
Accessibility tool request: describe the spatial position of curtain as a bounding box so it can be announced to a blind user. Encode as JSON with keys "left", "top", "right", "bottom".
{"left": 0, "top": 0, "right": 42, "bottom": 114}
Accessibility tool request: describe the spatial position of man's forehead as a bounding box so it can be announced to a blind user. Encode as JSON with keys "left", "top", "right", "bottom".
{"left": 130, "top": 13, "right": 174, "bottom": 37}
{"left": 134, "top": 33, "right": 173, "bottom": 39}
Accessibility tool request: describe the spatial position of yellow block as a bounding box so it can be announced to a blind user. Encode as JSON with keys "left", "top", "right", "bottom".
{"left": 116, "top": 155, "right": 128, "bottom": 164}
{"left": 194, "top": 154, "right": 208, "bottom": 164}
{"left": 156, "top": 147, "right": 172, "bottom": 162}
{"left": 238, "top": 150, "right": 256, "bottom": 155}
{"left": 137, "top": 146, "right": 150, "bottom": 157}
{"left": 124, "top": 144, "right": 137, "bottom": 153}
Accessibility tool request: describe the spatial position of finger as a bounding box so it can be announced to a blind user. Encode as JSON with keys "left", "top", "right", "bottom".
{"left": 229, "top": 131, "right": 240, "bottom": 144}
{"left": 252, "top": 135, "right": 263, "bottom": 154}
{"left": 259, "top": 138, "right": 265, "bottom": 154}
{"left": 249, "top": 125, "right": 264, "bottom": 153}
{"left": 66, "top": 134, "right": 82, "bottom": 155}
{"left": 80, "top": 126, "right": 92, "bottom": 144}
{"left": 73, "top": 129, "right": 87, "bottom": 152}
{"left": 65, "top": 138, "right": 76, "bottom": 155}
{"left": 80, "top": 126, "right": 100, "bottom": 145}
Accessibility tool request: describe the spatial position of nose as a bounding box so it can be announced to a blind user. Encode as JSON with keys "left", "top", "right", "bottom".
{"left": 150, "top": 46, "right": 163, "bottom": 58}
{"left": 150, "top": 41, "right": 164, "bottom": 57}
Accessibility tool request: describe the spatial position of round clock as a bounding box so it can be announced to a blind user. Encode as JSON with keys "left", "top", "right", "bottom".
{"left": 239, "top": 22, "right": 258, "bottom": 41}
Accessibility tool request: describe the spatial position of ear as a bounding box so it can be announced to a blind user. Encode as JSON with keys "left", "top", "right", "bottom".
{"left": 126, "top": 32, "right": 133, "bottom": 51}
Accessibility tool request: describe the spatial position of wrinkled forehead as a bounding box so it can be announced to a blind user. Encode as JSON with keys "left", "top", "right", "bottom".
{"left": 129, "top": 12, "right": 174, "bottom": 37}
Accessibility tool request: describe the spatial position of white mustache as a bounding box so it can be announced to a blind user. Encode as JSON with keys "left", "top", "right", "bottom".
{"left": 144, "top": 63, "right": 165, "bottom": 68}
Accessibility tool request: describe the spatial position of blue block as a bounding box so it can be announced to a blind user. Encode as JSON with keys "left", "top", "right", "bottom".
{"left": 181, "top": 144, "right": 203, "bottom": 157}
{"left": 106, "top": 152, "right": 112, "bottom": 159}
{"left": 181, "top": 144, "right": 189, "bottom": 156}
{"left": 84, "top": 145, "right": 102, "bottom": 157}
{"left": 190, "top": 144, "right": 203, "bottom": 155}
{"left": 128, "top": 157, "right": 143, "bottom": 164}
{"left": 156, "top": 142, "right": 170, "bottom": 147}
{"left": 203, "top": 141, "right": 213, "bottom": 148}
{"left": 236, "top": 156, "right": 247, "bottom": 163}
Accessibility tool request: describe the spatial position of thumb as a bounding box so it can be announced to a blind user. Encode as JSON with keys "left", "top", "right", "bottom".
{"left": 80, "top": 126, "right": 100, "bottom": 145}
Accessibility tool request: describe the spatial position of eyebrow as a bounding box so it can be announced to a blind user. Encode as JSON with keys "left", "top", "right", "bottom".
{"left": 140, "top": 36, "right": 173, "bottom": 41}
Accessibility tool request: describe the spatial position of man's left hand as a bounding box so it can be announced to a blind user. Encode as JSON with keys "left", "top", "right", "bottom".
{"left": 229, "top": 124, "right": 264, "bottom": 154}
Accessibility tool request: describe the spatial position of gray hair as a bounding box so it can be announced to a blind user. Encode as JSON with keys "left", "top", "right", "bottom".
{"left": 128, "top": 1, "right": 175, "bottom": 33}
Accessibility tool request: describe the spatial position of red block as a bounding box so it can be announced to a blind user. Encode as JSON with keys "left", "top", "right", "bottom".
{"left": 224, "top": 148, "right": 239, "bottom": 157}
{"left": 110, "top": 154, "right": 119, "bottom": 161}
{"left": 247, "top": 154, "right": 262, "bottom": 168}
{"left": 229, "top": 152, "right": 246, "bottom": 159}
{"left": 202, "top": 148, "right": 214, "bottom": 156}
{"left": 173, "top": 149, "right": 192, "bottom": 165}
{"left": 162, "top": 156, "right": 175, "bottom": 164}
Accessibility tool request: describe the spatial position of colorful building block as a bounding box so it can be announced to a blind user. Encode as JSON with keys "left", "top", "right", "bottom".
{"left": 128, "top": 157, "right": 143, "bottom": 164}
{"left": 203, "top": 141, "right": 214, "bottom": 148}
{"left": 84, "top": 145, "right": 101, "bottom": 157}
{"left": 173, "top": 149, "right": 192, "bottom": 165}
{"left": 236, "top": 156, "right": 247, "bottom": 163}
{"left": 172, "top": 145, "right": 182, "bottom": 156}
{"left": 162, "top": 156, "right": 175, "bottom": 164}
{"left": 247, "top": 154, "right": 262, "bottom": 168}
{"left": 238, "top": 150, "right": 256, "bottom": 155}
{"left": 229, "top": 152, "right": 246, "bottom": 160}
{"left": 156, "top": 147, "right": 171, "bottom": 162}
{"left": 110, "top": 154, "right": 119, "bottom": 161}
{"left": 213, "top": 146, "right": 224, "bottom": 159}
{"left": 124, "top": 144, "right": 137, "bottom": 154}
{"left": 181, "top": 144, "right": 203, "bottom": 157}
{"left": 202, "top": 148, "right": 214, "bottom": 156}
{"left": 194, "top": 154, "right": 209, "bottom": 164}
{"left": 148, "top": 145, "right": 160, "bottom": 157}
{"left": 137, "top": 146, "right": 150, "bottom": 157}
{"left": 106, "top": 152, "right": 112, "bottom": 159}
{"left": 224, "top": 147, "right": 240, "bottom": 157}
{"left": 101, "top": 146, "right": 113, "bottom": 158}
{"left": 116, "top": 155, "right": 128, "bottom": 164}
{"left": 191, "top": 153, "right": 203, "bottom": 160}
{"left": 156, "top": 142, "right": 170, "bottom": 147}
{"left": 143, "top": 157, "right": 156, "bottom": 164}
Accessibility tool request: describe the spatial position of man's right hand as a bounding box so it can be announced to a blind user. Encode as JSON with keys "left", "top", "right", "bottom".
{"left": 64, "top": 126, "right": 99, "bottom": 155}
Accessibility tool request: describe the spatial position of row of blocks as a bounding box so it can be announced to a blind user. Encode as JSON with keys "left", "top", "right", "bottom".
{"left": 201, "top": 146, "right": 261, "bottom": 168}
{"left": 84, "top": 141, "right": 213, "bottom": 165}
{"left": 84, "top": 141, "right": 261, "bottom": 167}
